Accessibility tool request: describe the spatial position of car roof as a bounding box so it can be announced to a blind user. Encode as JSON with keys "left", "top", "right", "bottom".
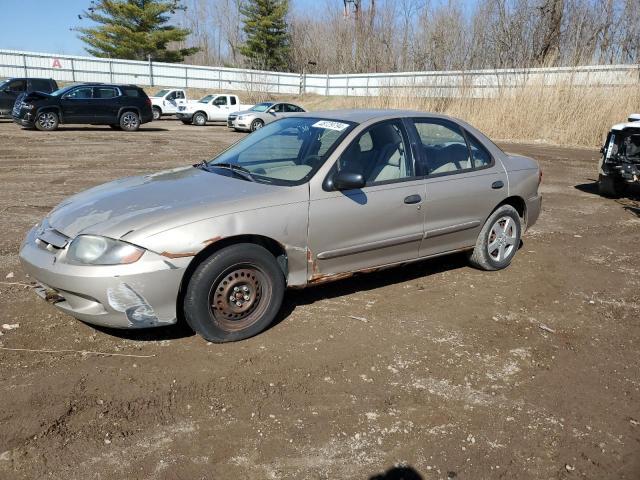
{"left": 611, "top": 122, "right": 640, "bottom": 132}
{"left": 294, "top": 109, "right": 455, "bottom": 124}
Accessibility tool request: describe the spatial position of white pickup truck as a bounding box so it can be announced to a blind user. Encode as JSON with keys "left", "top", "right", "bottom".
{"left": 149, "top": 88, "right": 188, "bottom": 120}
{"left": 175, "top": 94, "right": 253, "bottom": 126}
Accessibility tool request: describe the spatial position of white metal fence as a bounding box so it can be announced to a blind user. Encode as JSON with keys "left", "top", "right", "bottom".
{"left": 1, "top": 49, "right": 639, "bottom": 98}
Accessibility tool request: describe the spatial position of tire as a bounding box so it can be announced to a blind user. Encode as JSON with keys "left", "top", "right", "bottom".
{"left": 192, "top": 112, "right": 207, "bottom": 126}
{"left": 250, "top": 119, "right": 264, "bottom": 132}
{"left": 183, "top": 243, "right": 285, "bottom": 343}
{"left": 34, "top": 111, "right": 59, "bottom": 131}
{"left": 119, "top": 111, "right": 140, "bottom": 131}
{"left": 109, "top": 124, "right": 121, "bottom": 130}
{"left": 469, "top": 204, "right": 522, "bottom": 271}
{"left": 152, "top": 107, "right": 162, "bottom": 121}
{"left": 598, "top": 174, "right": 626, "bottom": 198}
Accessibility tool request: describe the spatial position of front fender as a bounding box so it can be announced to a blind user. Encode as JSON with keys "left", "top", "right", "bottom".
{"left": 134, "top": 202, "right": 310, "bottom": 287}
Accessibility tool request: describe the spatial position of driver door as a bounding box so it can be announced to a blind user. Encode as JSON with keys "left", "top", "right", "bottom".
{"left": 307, "top": 120, "right": 426, "bottom": 279}
{"left": 0, "top": 79, "right": 26, "bottom": 114}
{"left": 60, "top": 86, "right": 94, "bottom": 123}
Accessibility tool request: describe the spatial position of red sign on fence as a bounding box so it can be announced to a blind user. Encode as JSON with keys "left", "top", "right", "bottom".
{"left": 52, "top": 58, "right": 62, "bottom": 68}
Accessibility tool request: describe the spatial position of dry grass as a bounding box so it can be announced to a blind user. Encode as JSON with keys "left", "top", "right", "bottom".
{"left": 142, "top": 83, "right": 639, "bottom": 148}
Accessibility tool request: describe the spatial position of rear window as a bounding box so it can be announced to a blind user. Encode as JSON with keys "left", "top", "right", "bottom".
{"left": 30, "top": 79, "right": 54, "bottom": 92}
{"left": 123, "top": 88, "right": 142, "bottom": 97}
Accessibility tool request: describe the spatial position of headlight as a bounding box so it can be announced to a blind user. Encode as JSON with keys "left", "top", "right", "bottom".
{"left": 237, "top": 116, "right": 244, "bottom": 120}
{"left": 67, "top": 235, "right": 145, "bottom": 265}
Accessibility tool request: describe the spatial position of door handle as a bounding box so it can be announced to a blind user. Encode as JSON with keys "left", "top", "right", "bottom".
{"left": 491, "top": 181, "right": 504, "bottom": 189}
{"left": 404, "top": 194, "right": 422, "bottom": 204}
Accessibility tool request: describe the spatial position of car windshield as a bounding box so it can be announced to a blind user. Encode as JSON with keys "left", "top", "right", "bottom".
{"left": 199, "top": 95, "right": 215, "bottom": 103}
{"left": 250, "top": 102, "right": 275, "bottom": 112}
{"left": 206, "top": 117, "right": 355, "bottom": 185}
{"left": 152, "top": 89, "right": 170, "bottom": 97}
{"left": 50, "top": 85, "right": 76, "bottom": 96}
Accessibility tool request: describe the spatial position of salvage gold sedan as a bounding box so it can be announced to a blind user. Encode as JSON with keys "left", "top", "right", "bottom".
{"left": 20, "top": 110, "right": 542, "bottom": 342}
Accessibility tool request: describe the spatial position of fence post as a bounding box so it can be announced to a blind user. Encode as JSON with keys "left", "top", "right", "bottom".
{"left": 325, "top": 71, "right": 329, "bottom": 96}
{"left": 346, "top": 75, "right": 349, "bottom": 97}
{"left": 70, "top": 58, "right": 76, "bottom": 82}
{"left": 22, "top": 54, "right": 27, "bottom": 76}
{"left": 299, "top": 72, "right": 304, "bottom": 95}
{"left": 109, "top": 59, "right": 113, "bottom": 83}
{"left": 185, "top": 66, "right": 188, "bottom": 88}
{"left": 148, "top": 55, "right": 154, "bottom": 86}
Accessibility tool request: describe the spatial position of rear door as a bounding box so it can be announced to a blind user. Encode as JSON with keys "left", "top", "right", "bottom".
{"left": 307, "top": 119, "right": 426, "bottom": 278}
{"left": 408, "top": 118, "right": 508, "bottom": 257}
{"left": 60, "top": 86, "right": 95, "bottom": 123}
{"left": 0, "top": 79, "right": 26, "bottom": 113}
{"left": 92, "top": 86, "right": 120, "bottom": 122}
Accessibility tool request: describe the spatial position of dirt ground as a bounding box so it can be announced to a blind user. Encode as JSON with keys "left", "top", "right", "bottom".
{"left": 0, "top": 118, "right": 638, "bottom": 480}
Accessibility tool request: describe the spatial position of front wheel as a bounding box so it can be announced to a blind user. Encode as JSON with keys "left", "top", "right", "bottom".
{"left": 469, "top": 204, "right": 521, "bottom": 271}
{"left": 34, "top": 111, "right": 59, "bottom": 131}
{"left": 598, "top": 174, "right": 626, "bottom": 198}
{"left": 152, "top": 107, "right": 162, "bottom": 121}
{"left": 250, "top": 119, "right": 264, "bottom": 132}
{"left": 192, "top": 112, "right": 207, "bottom": 126}
{"left": 120, "top": 111, "right": 140, "bottom": 131}
{"left": 183, "top": 244, "right": 285, "bottom": 343}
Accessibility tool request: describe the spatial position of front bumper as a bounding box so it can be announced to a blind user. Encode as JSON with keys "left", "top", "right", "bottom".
{"left": 19, "top": 225, "right": 191, "bottom": 329}
{"left": 12, "top": 113, "right": 35, "bottom": 127}
{"left": 176, "top": 112, "right": 194, "bottom": 121}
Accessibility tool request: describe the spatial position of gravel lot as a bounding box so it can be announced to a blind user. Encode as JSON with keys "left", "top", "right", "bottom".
{"left": 0, "top": 118, "right": 638, "bottom": 480}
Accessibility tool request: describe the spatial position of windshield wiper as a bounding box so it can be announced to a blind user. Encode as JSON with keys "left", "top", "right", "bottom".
{"left": 206, "top": 162, "right": 255, "bottom": 182}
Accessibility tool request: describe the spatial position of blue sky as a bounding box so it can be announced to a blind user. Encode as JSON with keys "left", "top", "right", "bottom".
{"left": 0, "top": 0, "right": 324, "bottom": 56}
{"left": 0, "top": 0, "right": 466, "bottom": 56}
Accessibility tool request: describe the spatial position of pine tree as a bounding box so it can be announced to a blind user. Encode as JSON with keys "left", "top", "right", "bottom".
{"left": 76, "top": 0, "right": 199, "bottom": 62}
{"left": 240, "top": 0, "right": 291, "bottom": 71}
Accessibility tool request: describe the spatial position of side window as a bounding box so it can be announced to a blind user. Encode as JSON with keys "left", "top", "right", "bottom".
{"left": 413, "top": 120, "right": 470, "bottom": 175}
{"left": 94, "top": 87, "right": 117, "bottom": 99}
{"left": 230, "top": 96, "right": 237, "bottom": 105}
{"left": 213, "top": 96, "right": 227, "bottom": 106}
{"left": 123, "top": 88, "right": 140, "bottom": 97}
{"left": 5, "top": 79, "right": 26, "bottom": 92}
{"left": 466, "top": 132, "right": 492, "bottom": 168}
{"left": 175, "top": 91, "right": 185, "bottom": 99}
{"left": 285, "top": 104, "right": 300, "bottom": 113}
{"left": 337, "top": 121, "right": 413, "bottom": 185}
{"left": 166, "top": 91, "right": 177, "bottom": 100}
{"left": 63, "top": 87, "right": 93, "bottom": 99}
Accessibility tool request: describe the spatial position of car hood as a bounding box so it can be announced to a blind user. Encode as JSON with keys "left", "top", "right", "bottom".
{"left": 235, "top": 110, "right": 258, "bottom": 116}
{"left": 47, "top": 166, "right": 285, "bottom": 241}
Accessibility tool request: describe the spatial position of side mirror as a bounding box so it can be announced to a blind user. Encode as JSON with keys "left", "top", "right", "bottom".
{"left": 333, "top": 171, "right": 365, "bottom": 190}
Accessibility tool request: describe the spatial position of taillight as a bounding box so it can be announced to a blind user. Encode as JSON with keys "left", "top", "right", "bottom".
{"left": 146, "top": 97, "right": 152, "bottom": 107}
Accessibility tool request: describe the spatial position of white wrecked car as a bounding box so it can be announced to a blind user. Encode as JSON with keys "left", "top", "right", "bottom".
{"left": 598, "top": 113, "right": 640, "bottom": 197}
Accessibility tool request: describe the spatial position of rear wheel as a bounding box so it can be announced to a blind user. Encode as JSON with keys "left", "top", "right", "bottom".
{"left": 598, "top": 174, "right": 626, "bottom": 198}
{"left": 152, "top": 106, "right": 162, "bottom": 121}
{"left": 469, "top": 204, "right": 521, "bottom": 271}
{"left": 250, "top": 119, "right": 264, "bottom": 132}
{"left": 183, "top": 244, "right": 285, "bottom": 343}
{"left": 192, "top": 112, "right": 207, "bottom": 126}
{"left": 34, "top": 111, "right": 59, "bottom": 131}
{"left": 119, "top": 111, "right": 140, "bottom": 131}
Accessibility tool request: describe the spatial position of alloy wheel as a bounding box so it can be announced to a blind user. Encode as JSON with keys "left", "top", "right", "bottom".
{"left": 487, "top": 216, "right": 517, "bottom": 262}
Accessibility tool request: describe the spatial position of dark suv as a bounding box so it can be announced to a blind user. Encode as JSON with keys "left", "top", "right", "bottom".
{"left": 12, "top": 83, "right": 153, "bottom": 131}
{"left": 0, "top": 78, "right": 59, "bottom": 117}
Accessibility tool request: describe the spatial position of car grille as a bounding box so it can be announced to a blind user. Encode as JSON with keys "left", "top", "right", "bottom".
{"left": 178, "top": 106, "right": 186, "bottom": 111}
{"left": 12, "top": 101, "right": 22, "bottom": 116}
{"left": 227, "top": 114, "right": 236, "bottom": 127}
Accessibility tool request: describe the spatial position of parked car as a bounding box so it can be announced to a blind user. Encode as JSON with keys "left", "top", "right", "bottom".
{"left": 19, "top": 110, "right": 541, "bottom": 342}
{"left": 228, "top": 101, "right": 306, "bottom": 132}
{"left": 598, "top": 113, "right": 640, "bottom": 197}
{"left": 149, "top": 88, "right": 187, "bottom": 120}
{"left": 175, "top": 94, "right": 253, "bottom": 126}
{"left": 0, "top": 77, "right": 58, "bottom": 118}
{"left": 12, "top": 83, "right": 153, "bottom": 131}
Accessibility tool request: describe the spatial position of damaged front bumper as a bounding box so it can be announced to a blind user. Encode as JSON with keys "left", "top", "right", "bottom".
{"left": 19, "top": 225, "right": 191, "bottom": 329}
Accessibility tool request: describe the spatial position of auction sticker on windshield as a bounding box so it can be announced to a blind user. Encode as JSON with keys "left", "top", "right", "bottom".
{"left": 312, "top": 120, "right": 350, "bottom": 131}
